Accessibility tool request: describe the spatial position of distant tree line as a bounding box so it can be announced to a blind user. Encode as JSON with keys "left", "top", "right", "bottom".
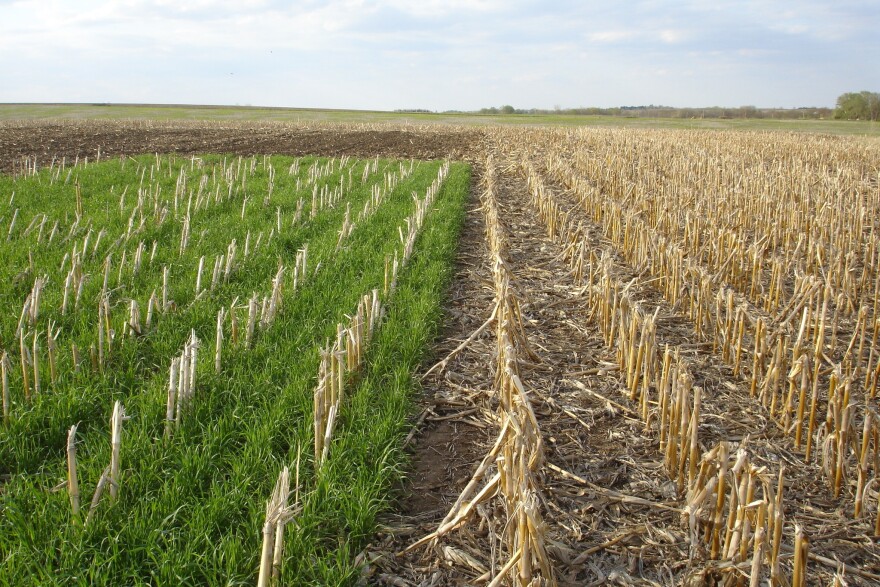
{"left": 833, "top": 92, "right": 880, "bottom": 121}
{"left": 472, "top": 104, "right": 834, "bottom": 120}
{"left": 400, "top": 94, "right": 880, "bottom": 121}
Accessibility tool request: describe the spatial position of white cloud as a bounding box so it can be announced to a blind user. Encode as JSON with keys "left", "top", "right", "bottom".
{"left": 381, "top": 0, "right": 507, "bottom": 18}
{"left": 658, "top": 29, "right": 685, "bottom": 44}
{"left": 588, "top": 30, "right": 637, "bottom": 43}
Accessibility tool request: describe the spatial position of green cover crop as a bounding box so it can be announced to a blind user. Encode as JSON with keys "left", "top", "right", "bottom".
{"left": 0, "top": 153, "right": 470, "bottom": 585}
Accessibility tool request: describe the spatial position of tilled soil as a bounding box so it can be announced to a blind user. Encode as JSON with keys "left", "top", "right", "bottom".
{"left": 0, "top": 119, "right": 482, "bottom": 174}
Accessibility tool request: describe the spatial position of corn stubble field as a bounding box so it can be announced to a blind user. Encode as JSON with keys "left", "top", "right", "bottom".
{"left": 1, "top": 119, "right": 879, "bottom": 586}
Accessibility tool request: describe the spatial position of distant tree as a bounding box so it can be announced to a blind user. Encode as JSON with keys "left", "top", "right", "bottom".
{"left": 740, "top": 105, "right": 757, "bottom": 118}
{"left": 834, "top": 91, "right": 880, "bottom": 121}
{"left": 500, "top": 105, "right": 516, "bottom": 114}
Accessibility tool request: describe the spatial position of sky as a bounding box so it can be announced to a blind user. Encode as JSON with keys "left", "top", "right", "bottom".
{"left": 0, "top": 0, "right": 878, "bottom": 111}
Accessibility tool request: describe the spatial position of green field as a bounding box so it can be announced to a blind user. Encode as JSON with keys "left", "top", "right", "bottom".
{"left": 1, "top": 103, "right": 878, "bottom": 135}
{"left": 0, "top": 153, "right": 470, "bottom": 585}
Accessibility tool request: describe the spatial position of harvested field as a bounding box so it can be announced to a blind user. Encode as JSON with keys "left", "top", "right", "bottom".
{"left": 2, "top": 119, "right": 879, "bottom": 586}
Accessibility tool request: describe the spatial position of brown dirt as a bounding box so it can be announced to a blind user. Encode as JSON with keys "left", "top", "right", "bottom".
{"left": 0, "top": 119, "right": 482, "bottom": 174}
{"left": 395, "top": 189, "right": 497, "bottom": 520}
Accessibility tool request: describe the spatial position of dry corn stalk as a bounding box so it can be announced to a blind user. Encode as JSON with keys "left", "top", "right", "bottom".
{"left": 166, "top": 332, "right": 199, "bottom": 436}
{"left": 313, "top": 346, "right": 341, "bottom": 468}
{"left": 109, "top": 401, "right": 125, "bottom": 501}
{"left": 246, "top": 294, "right": 258, "bottom": 348}
{"left": 1, "top": 351, "right": 10, "bottom": 424}
{"left": 18, "top": 327, "right": 30, "bottom": 401}
{"left": 85, "top": 465, "right": 111, "bottom": 525}
{"left": 311, "top": 166, "right": 449, "bottom": 469}
{"left": 67, "top": 424, "right": 80, "bottom": 519}
{"left": 257, "top": 465, "right": 301, "bottom": 587}
{"left": 518, "top": 146, "right": 803, "bottom": 580}
{"left": 46, "top": 323, "right": 58, "bottom": 384}
{"left": 512, "top": 131, "right": 880, "bottom": 529}
{"left": 215, "top": 307, "right": 225, "bottom": 374}
{"left": 792, "top": 525, "right": 809, "bottom": 587}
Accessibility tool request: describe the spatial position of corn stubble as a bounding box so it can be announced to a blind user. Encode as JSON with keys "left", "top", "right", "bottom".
{"left": 473, "top": 126, "right": 880, "bottom": 585}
